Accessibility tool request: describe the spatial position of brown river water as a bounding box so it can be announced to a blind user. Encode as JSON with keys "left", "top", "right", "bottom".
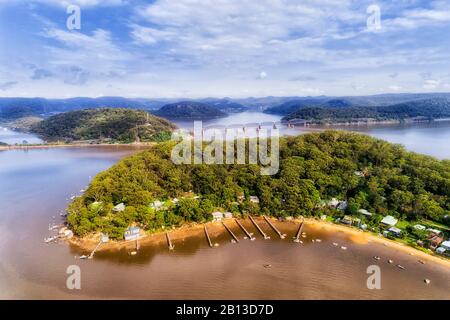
{"left": 0, "top": 136, "right": 449, "bottom": 299}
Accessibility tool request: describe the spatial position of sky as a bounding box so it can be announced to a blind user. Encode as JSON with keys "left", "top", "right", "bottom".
{"left": 0, "top": 0, "right": 450, "bottom": 98}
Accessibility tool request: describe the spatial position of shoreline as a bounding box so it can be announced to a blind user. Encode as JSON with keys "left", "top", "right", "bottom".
{"left": 68, "top": 217, "right": 450, "bottom": 267}
{"left": 0, "top": 142, "right": 156, "bottom": 151}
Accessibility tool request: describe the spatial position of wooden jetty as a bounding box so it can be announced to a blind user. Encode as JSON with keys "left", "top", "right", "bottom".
{"left": 263, "top": 215, "right": 286, "bottom": 239}
{"left": 249, "top": 215, "right": 270, "bottom": 239}
{"left": 88, "top": 240, "right": 103, "bottom": 259}
{"left": 222, "top": 222, "right": 239, "bottom": 243}
{"left": 204, "top": 224, "right": 213, "bottom": 247}
{"left": 166, "top": 232, "right": 175, "bottom": 250}
{"left": 235, "top": 219, "right": 255, "bottom": 240}
{"left": 293, "top": 220, "right": 305, "bottom": 243}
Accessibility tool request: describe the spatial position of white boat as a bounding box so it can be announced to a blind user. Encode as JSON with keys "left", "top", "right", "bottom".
{"left": 79, "top": 255, "right": 88, "bottom": 259}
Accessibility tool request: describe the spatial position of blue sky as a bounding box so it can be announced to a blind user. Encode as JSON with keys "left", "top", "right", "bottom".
{"left": 1, "top": 0, "right": 450, "bottom": 98}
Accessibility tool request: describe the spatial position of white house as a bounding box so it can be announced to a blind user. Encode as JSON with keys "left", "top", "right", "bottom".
{"left": 124, "top": 226, "right": 140, "bottom": 241}
{"left": 250, "top": 196, "right": 260, "bottom": 204}
{"left": 380, "top": 215, "right": 398, "bottom": 227}
{"left": 440, "top": 240, "right": 450, "bottom": 250}
{"left": 413, "top": 224, "right": 426, "bottom": 231}
{"left": 223, "top": 212, "right": 233, "bottom": 219}
{"left": 113, "top": 203, "right": 125, "bottom": 212}
{"left": 387, "top": 227, "right": 402, "bottom": 237}
{"left": 149, "top": 200, "right": 164, "bottom": 210}
{"left": 358, "top": 209, "right": 373, "bottom": 217}
{"left": 212, "top": 211, "right": 224, "bottom": 221}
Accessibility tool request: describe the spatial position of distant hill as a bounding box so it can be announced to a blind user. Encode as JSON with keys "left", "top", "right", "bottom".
{"left": 265, "top": 93, "right": 450, "bottom": 115}
{"left": 0, "top": 97, "right": 170, "bottom": 120}
{"left": 200, "top": 98, "right": 247, "bottom": 113}
{"left": 283, "top": 98, "right": 450, "bottom": 123}
{"left": 153, "top": 101, "right": 227, "bottom": 119}
{"left": 31, "top": 108, "right": 176, "bottom": 143}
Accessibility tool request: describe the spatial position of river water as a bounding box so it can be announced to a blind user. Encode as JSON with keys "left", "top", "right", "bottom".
{"left": 0, "top": 113, "right": 449, "bottom": 299}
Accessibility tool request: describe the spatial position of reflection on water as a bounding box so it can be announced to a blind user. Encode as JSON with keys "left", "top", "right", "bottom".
{"left": 0, "top": 145, "right": 449, "bottom": 299}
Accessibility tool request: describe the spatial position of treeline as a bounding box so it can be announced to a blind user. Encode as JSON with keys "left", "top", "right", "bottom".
{"left": 31, "top": 108, "right": 176, "bottom": 143}
{"left": 67, "top": 131, "right": 450, "bottom": 239}
{"left": 283, "top": 98, "right": 450, "bottom": 122}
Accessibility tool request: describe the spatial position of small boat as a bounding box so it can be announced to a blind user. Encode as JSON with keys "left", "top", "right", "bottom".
{"left": 79, "top": 255, "right": 88, "bottom": 259}
{"left": 214, "top": 243, "right": 220, "bottom": 247}
{"left": 396, "top": 264, "right": 405, "bottom": 270}
{"left": 231, "top": 239, "right": 236, "bottom": 244}
{"left": 263, "top": 264, "right": 272, "bottom": 268}
{"left": 424, "top": 279, "right": 431, "bottom": 284}
{"left": 341, "top": 246, "right": 347, "bottom": 250}
{"left": 388, "top": 259, "right": 394, "bottom": 264}
{"left": 250, "top": 237, "right": 256, "bottom": 241}
{"left": 374, "top": 256, "right": 381, "bottom": 260}
{"left": 244, "top": 236, "right": 248, "bottom": 240}
{"left": 293, "top": 238, "right": 301, "bottom": 243}
{"left": 130, "top": 251, "right": 137, "bottom": 255}
{"left": 332, "top": 242, "right": 338, "bottom": 246}
{"left": 418, "top": 260, "right": 425, "bottom": 264}
{"left": 315, "top": 239, "right": 322, "bottom": 243}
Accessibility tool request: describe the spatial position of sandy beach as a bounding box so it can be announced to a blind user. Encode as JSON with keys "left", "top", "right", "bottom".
{"left": 68, "top": 216, "right": 450, "bottom": 267}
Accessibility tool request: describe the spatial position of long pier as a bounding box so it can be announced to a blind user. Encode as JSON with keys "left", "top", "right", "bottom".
{"left": 249, "top": 215, "right": 270, "bottom": 239}
{"left": 235, "top": 219, "right": 255, "bottom": 240}
{"left": 263, "top": 215, "right": 286, "bottom": 239}
{"left": 166, "top": 232, "right": 174, "bottom": 250}
{"left": 204, "top": 224, "right": 213, "bottom": 247}
{"left": 294, "top": 220, "right": 305, "bottom": 243}
{"left": 222, "top": 222, "right": 239, "bottom": 243}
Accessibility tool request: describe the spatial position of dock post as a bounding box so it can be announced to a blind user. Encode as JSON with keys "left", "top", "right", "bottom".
{"left": 249, "top": 215, "right": 270, "bottom": 239}
{"left": 235, "top": 219, "right": 255, "bottom": 240}
{"left": 166, "top": 232, "right": 175, "bottom": 250}
{"left": 263, "top": 215, "right": 286, "bottom": 239}
{"left": 222, "top": 222, "right": 239, "bottom": 243}
{"left": 293, "top": 220, "right": 305, "bottom": 243}
{"left": 204, "top": 224, "right": 213, "bottom": 247}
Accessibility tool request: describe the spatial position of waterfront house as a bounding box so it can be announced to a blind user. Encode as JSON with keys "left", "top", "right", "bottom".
{"left": 124, "top": 226, "right": 140, "bottom": 241}
{"left": 358, "top": 209, "right": 373, "bottom": 217}
{"left": 113, "top": 203, "right": 125, "bottom": 212}
{"left": 223, "top": 212, "right": 233, "bottom": 219}
{"left": 380, "top": 215, "right": 398, "bottom": 227}
{"left": 250, "top": 196, "right": 260, "bottom": 204}
{"left": 337, "top": 201, "right": 348, "bottom": 211}
{"left": 428, "top": 233, "right": 444, "bottom": 250}
{"left": 212, "top": 211, "right": 224, "bottom": 222}
{"left": 387, "top": 227, "right": 402, "bottom": 237}
{"left": 341, "top": 215, "right": 353, "bottom": 225}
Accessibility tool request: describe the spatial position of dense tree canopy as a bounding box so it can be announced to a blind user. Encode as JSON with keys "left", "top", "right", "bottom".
{"left": 67, "top": 131, "right": 450, "bottom": 239}
{"left": 31, "top": 108, "right": 176, "bottom": 143}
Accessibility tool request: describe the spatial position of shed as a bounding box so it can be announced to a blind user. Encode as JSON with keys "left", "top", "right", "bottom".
{"left": 358, "top": 209, "right": 373, "bottom": 216}
{"left": 380, "top": 215, "right": 398, "bottom": 227}
{"left": 388, "top": 227, "right": 402, "bottom": 237}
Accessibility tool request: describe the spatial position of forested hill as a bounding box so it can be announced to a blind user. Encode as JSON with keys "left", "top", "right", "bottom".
{"left": 67, "top": 131, "right": 450, "bottom": 239}
{"left": 283, "top": 98, "right": 450, "bottom": 122}
{"left": 153, "top": 101, "right": 227, "bottom": 119}
{"left": 31, "top": 108, "right": 176, "bottom": 143}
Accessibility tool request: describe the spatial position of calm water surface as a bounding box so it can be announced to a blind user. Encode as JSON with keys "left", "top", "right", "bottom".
{"left": 0, "top": 113, "right": 449, "bottom": 299}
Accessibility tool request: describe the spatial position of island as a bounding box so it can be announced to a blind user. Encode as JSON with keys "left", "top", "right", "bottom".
{"left": 67, "top": 131, "right": 449, "bottom": 257}
{"left": 152, "top": 101, "right": 227, "bottom": 119}
{"left": 29, "top": 108, "right": 177, "bottom": 144}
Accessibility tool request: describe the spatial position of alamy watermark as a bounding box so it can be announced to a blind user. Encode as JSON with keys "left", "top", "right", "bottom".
{"left": 66, "top": 5, "right": 81, "bottom": 30}
{"left": 170, "top": 121, "right": 280, "bottom": 175}
{"left": 367, "top": 4, "right": 381, "bottom": 31}
{"left": 366, "top": 265, "right": 381, "bottom": 289}
{"left": 66, "top": 265, "right": 81, "bottom": 290}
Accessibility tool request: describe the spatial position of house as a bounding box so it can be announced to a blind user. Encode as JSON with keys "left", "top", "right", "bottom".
{"left": 341, "top": 215, "right": 353, "bottom": 225}
{"left": 149, "top": 200, "right": 164, "bottom": 210}
{"left": 413, "top": 224, "right": 426, "bottom": 231}
{"left": 426, "top": 228, "right": 443, "bottom": 236}
{"left": 249, "top": 196, "right": 260, "bottom": 204}
{"left": 387, "top": 227, "right": 402, "bottom": 237}
{"left": 428, "top": 233, "right": 444, "bottom": 250}
{"left": 113, "top": 203, "right": 125, "bottom": 212}
{"left": 358, "top": 209, "right": 373, "bottom": 217}
{"left": 223, "top": 212, "right": 233, "bottom": 219}
{"left": 325, "top": 198, "right": 339, "bottom": 207}
{"left": 380, "top": 215, "right": 398, "bottom": 227}
{"left": 124, "top": 226, "right": 140, "bottom": 241}
{"left": 440, "top": 240, "right": 450, "bottom": 251}
{"left": 212, "top": 211, "right": 224, "bottom": 222}
{"left": 337, "top": 201, "right": 348, "bottom": 211}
